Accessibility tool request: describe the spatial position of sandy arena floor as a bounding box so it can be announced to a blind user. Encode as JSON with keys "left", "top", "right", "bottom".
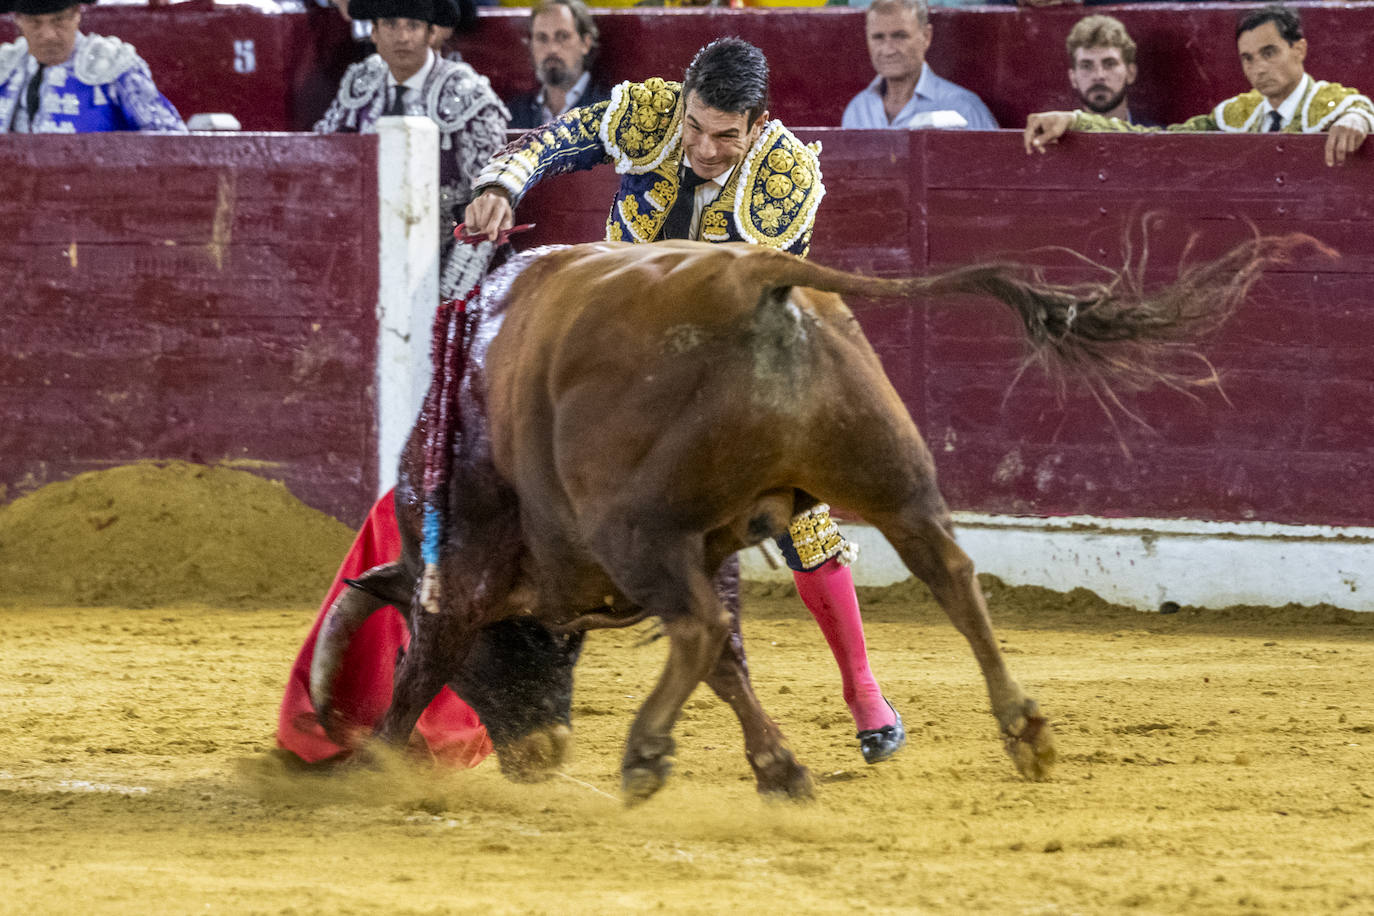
{"left": 2, "top": 580, "right": 1373, "bottom": 915}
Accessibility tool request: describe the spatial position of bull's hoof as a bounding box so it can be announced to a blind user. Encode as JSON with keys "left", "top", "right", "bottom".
{"left": 497, "top": 724, "right": 572, "bottom": 783}
{"left": 1003, "top": 706, "right": 1056, "bottom": 781}
{"left": 621, "top": 765, "right": 670, "bottom": 805}
{"left": 620, "top": 737, "right": 675, "bottom": 805}
{"left": 752, "top": 750, "right": 814, "bottom": 801}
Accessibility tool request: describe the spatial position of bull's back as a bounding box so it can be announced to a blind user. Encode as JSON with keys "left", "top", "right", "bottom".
{"left": 484, "top": 241, "right": 911, "bottom": 515}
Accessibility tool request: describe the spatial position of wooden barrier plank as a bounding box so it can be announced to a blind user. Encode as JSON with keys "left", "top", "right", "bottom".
{"left": 0, "top": 134, "right": 381, "bottom": 525}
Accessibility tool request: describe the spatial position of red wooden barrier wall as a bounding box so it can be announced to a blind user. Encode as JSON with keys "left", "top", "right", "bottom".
{"left": 2, "top": 4, "right": 1369, "bottom": 132}
{"left": 512, "top": 128, "right": 1374, "bottom": 528}
{"left": 0, "top": 135, "right": 381, "bottom": 524}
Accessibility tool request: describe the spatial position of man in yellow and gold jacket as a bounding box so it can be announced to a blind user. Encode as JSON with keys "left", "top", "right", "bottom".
{"left": 468, "top": 39, "right": 823, "bottom": 255}
{"left": 1024, "top": 3, "right": 1373, "bottom": 168}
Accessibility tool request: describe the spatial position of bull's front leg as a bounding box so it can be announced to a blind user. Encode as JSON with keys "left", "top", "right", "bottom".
{"left": 621, "top": 608, "right": 728, "bottom": 803}
{"left": 593, "top": 524, "right": 731, "bottom": 803}
{"left": 705, "top": 556, "right": 813, "bottom": 799}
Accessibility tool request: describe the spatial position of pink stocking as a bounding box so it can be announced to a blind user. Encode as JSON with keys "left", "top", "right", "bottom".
{"left": 792, "top": 557, "right": 895, "bottom": 732}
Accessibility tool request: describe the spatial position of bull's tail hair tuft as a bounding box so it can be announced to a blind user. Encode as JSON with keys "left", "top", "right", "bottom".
{"left": 909, "top": 231, "right": 1331, "bottom": 412}
{"left": 756, "top": 230, "right": 1330, "bottom": 422}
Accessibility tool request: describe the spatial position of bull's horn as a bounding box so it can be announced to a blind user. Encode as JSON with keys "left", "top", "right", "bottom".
{"left": 308, "top": 563, "right": 409, "bottom": 742}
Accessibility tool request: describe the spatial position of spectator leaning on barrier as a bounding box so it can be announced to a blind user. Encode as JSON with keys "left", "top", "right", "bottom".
{"left": 0, "top": 0, "right": 185, "bottom": 133}
{"left": 465, "top": 37, "right": 910, "bottom": 766}
{"left": 841, "top": 0, "right": 997, "bottom": 130}
{"left": 1025, "top": 3, "right": 1374, "bottom": 167}
{"left": 314, "top": 0, "right": 509, "bottom": 288}
{"left": 1065, "top": 14, "right": 1146, "bottom": 125}
{"left": 506, "top": 0, "right": 610, "bottom": 130}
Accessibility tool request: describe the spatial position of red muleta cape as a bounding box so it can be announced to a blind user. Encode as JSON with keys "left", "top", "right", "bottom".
{"left": 276, "top": 489, "right": 492, "bottom": 766}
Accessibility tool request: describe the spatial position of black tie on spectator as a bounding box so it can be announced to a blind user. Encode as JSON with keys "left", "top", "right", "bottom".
{"left": 659, "top": 165, "right": 709, "bottom": 241}
{"left": 385, "top": 86, "right": 409, "bottom": 117}
{"left": 26, "top": 65, "right": 45, "bottom": 129}
{"left": 1266, "top": 111, "right": 1283, "bottom": 132}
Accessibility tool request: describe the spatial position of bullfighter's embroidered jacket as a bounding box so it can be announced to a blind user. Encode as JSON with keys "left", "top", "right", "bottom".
{"left": 1073, "top": 73, "right": 1374, "bottom": 135}
{"left": 473, "top": 77, "right": 825, "bottom": 257}
{"left": 316, "top": 52, "right": 509, "bottom": 234}
{"left": 0, "top": 33, "right": 186, "bottom": 133}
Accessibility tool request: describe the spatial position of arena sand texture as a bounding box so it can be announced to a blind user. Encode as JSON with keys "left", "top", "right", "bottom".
{"left": 2, "top": 464, "right": 1373, "bottom": 914}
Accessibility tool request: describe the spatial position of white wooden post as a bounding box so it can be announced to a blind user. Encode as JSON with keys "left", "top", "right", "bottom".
{"left": 374, "top": 115, "right": 439, "bottom": 497}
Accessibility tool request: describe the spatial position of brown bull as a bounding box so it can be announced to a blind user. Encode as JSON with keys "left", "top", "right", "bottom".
{"left": 311, "top": 235, "right": 1310, "bottom": 802}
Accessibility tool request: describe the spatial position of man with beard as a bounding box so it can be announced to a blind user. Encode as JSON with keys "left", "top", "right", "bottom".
{"left": 1065, "top": 15, "right": 1146, "bottom": 125}
{"left": 505, "top": 0, "right": 610, "bottom": 130}
{"left": 1026, "top": 4, "right": 1374, "bottom": 167}
{"left": 842, "top": 0, "right": 996, "bottom": 130}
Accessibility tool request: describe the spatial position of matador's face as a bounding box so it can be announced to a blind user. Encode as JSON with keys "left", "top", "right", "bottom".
{"left": 681, "top": 91, "right": 767, "bottom": 182}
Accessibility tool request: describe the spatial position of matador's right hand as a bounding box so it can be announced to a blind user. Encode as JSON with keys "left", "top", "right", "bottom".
{"left": 464, "top": 189, "right": 515, "bottom": 242}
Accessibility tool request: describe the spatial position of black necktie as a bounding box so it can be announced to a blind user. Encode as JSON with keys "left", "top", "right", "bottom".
{"left": 26, "top": 64, "right": 44, "bottom": 129}
{"left": 659, "top": 166, "right": 709, "bottom": 241}
{"left": 1266, "top": 110, "right": 1283, "bottom": 132}
{"left": 385, "top": 86, "right": 408, "bottom": 117}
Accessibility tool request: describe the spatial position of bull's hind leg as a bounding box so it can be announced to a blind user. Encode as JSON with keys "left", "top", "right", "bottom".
{"left": 591, "top": 525, "right": 731, "bottom": 803}
{"left": 705, "top": 556, "right": 813, "bottom": 799}
{"left": 874, "top": 502, "right": 1055, "bottom": 780}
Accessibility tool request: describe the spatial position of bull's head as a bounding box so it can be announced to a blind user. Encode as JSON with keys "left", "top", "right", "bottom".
{"left": 452, "top": 616, "right": 585, "bottom": 782}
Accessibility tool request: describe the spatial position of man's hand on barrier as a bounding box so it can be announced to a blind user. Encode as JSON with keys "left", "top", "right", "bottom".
{"left": 1024, "top": 111, "right": 1076, "bottom": 154}
{"left": 464, "top": 189, "right": 515, "bottom": 242}
{"left": 1325, "top": 114, "right": 1368, "bottom": 167}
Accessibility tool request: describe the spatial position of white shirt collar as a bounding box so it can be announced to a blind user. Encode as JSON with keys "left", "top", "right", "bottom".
{"left": 387, "top": 49, "right": 436, "bottom": 93}
{"left": 1262, "top": 72, "right": 1310, "bottom": 127}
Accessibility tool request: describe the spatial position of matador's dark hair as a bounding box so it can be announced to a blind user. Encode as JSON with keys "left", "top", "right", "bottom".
{"left": 682, "top": 37, "right": 770, "bottom": 126}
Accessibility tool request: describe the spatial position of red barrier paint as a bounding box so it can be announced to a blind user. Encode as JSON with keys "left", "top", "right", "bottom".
{"left": 0, "top": 134, "right": 381, "bottom": 525}
{"left": 4, "top": 127, "right": 1371, "bottom": 530}
{"left": 505, "top": 128, "right": 1374, "bottom": 528}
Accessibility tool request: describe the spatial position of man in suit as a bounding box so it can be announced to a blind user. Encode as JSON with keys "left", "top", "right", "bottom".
{"left": 505, "top": 0, "right": 610, "bottom": 130}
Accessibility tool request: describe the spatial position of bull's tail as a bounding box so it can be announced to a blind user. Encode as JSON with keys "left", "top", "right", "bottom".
{"left": 747, "top": 231, "right": 1329, "bottom": 411}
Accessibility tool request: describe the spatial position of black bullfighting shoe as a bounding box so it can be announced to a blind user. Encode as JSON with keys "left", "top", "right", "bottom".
{"left": 857, "top": 700, "right": 906, "bottom": 765}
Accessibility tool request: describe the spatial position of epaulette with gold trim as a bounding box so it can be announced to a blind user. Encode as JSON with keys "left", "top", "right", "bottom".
{"left": 1214, "top": 91, "right": 1264, "bottom": 133}
{"left": 731, "top": 122, "right": 824, "bottom": 251}
{"left": 1302, "top": 80, "right": 1374, "bottom": 131}
{"left": 599, "top": 78, "right": 683, "bottom": 175}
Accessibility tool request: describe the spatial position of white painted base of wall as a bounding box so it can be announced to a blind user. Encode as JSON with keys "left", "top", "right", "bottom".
{"left": 740, "top": 513, "right": 1374, "bottom": 612}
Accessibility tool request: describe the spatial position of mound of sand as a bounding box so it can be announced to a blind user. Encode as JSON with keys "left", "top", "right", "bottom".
{"left": 0, "top": 461, "right": 354, "bottom": 608}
